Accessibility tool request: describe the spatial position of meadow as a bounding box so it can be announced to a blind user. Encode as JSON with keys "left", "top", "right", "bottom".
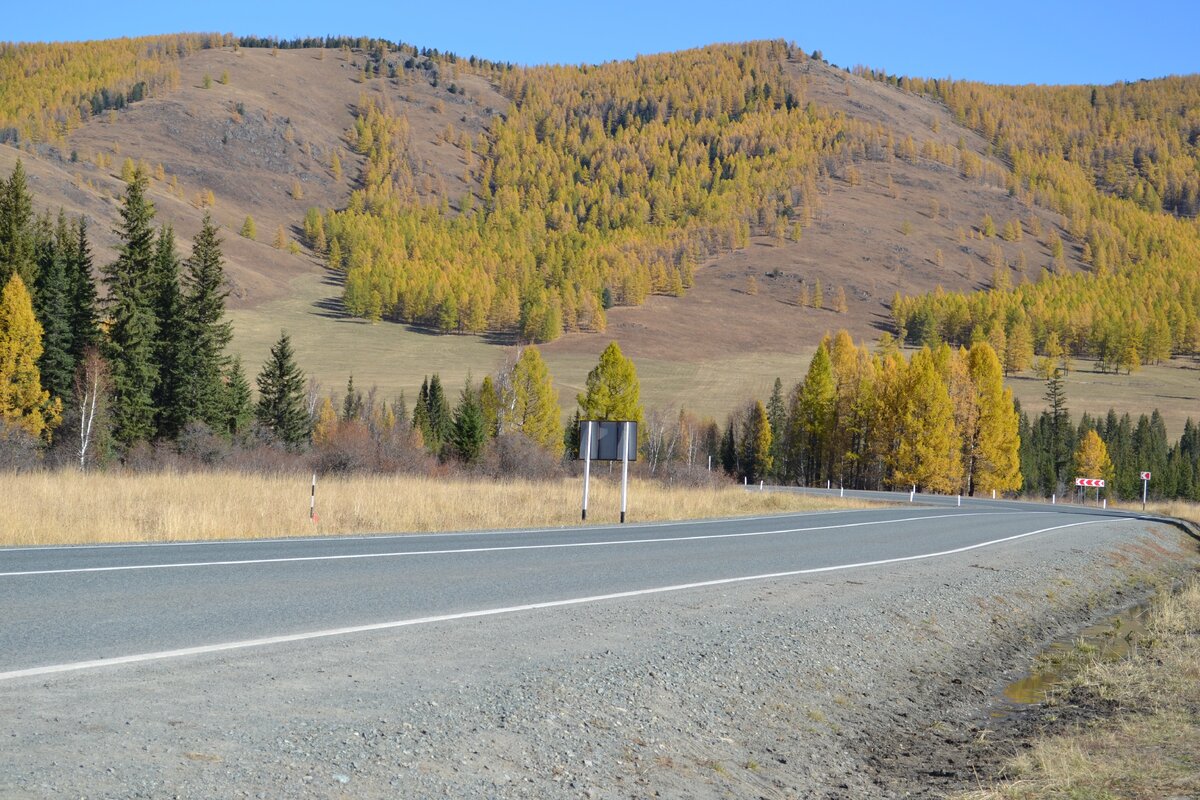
{"left": 0, "top": 470, "right": 866, "bottom": 547}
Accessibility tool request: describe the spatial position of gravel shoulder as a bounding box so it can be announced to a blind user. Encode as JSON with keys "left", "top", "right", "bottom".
{"left": 2, "top": 517, "right": 1196, "bottom": 799}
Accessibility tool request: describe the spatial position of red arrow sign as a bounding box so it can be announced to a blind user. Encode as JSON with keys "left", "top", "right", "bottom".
{"left": 1140, "top": 471, "right": 1151, "bottom": 480}
{"left": 1075, "top": 478, "right": 1106, "bottom": 487}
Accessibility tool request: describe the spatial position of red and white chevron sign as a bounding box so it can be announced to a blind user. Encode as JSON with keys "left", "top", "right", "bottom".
{"left": 1075, "top": 477, "right": 1105, "bottom": 487}
{"left": 1140, "top": 471, "right": 1151, "bottom": 480}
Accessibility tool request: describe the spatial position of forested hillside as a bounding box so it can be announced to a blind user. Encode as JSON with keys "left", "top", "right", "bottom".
{"left": 877, "top": 70, "right": 1200, "bottom": 370}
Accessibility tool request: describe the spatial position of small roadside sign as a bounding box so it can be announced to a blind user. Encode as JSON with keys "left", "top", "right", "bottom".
{"left": 1140, "top": 471, "right": 1151, "bottom": 480}
{"left": 1075, "top": 478, "right": 1105, "bottom": 487}
{"left": 1140, "top": 471, "right": 1151, "bottom": 510}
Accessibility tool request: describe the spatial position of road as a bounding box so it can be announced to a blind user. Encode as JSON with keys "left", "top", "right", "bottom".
{"left": 0, "top": 493, "right": 1144, "bottom": 682}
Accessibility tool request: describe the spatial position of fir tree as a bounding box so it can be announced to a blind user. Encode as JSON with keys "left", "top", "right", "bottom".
{"left": 102, "top": 168, "right": 160, "bottom": 448}
{"left": 150, "top": 224, "right": 185, "bottom": 438}
{"left": 222, "top": 355, "right": 252, "bottom": 439}
{"left": 255, "top": 331, "right": 309, "bottom": 447}
{"left": 33, "top": 212, "right": 75, "bottom": 404}
{"left": 450, "top": 380, "right": 486, "bottom": 463}
{"left": 426, "top": 374, "right": 452, "bottom": 452}
{"left": 178, "top": 212, "right": 233, "bottom": 432}
{"left": 741, "top": 400, "right": 773, "bottom": 483}
{"left": 0, "top": 160, "right": 37, "bottom": 290}
{"left": 68, "top": 217, "right": 99, "bottom": 359}
{"left": 765, "top": 377, "right": 787, "bottom": 480}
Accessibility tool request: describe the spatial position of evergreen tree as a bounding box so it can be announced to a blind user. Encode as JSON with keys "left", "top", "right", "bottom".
{"left": 479, "top": 375, "right": 501, "bottom": 437}
{"left": 450, "top": 380, "right": 486, "bottom": 463}
{"left": 102, "top": 168, "right": 160, "bottom": 448}
{"left": 502, "top": 345, "right": 564, "bottom": 455}
{"left": 178, "top": 212, "right": 233, "bottom": 432}
{"left": 412, "top": 377, "right": 432, "bottom": 443}
{"left": 0, "top": 160, "right": 37, "bottom": 290}
{"left": 719, "top": 415, "right": 738, "bottom": 476}
{"left": 765, "top": 377, "right": 787, "bottom": 480}
{"left": 150, "top": 224, "right": 185, "bottom": 438}
{"left": 33, "top": 212, "right": 75, "bottom": 404}
{"left": 426, "top": 374, "right": 452, "bottom": 451}
{"left": 342, "top": 375, "right": 363, "bottom": 422}
{"left": 741, "top": 400, "right": 773, "bottom": 483}
{"left": 254, "top": 331, "right": 309, "bottom": 447}
{"left": 1044, "top": 365, "right": 1070, "bottom": 491}
{"left": 68, "top": 216, "right": 99, "bottom": 359}
{"left": 577, "top": 341, "right": 643, "bottom": 424}
{"left": 0, "top": 274, "right": 60, "bottom": 438}
{"left": 222, "top": 355, "right": 252, "bottom": 438}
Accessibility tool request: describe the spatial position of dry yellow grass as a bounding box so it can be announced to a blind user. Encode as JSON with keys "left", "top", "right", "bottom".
{"left": 0, "top": 471, "right": 869, "bottom": 547}
{"left": 957, "top": 579, "right": 1200, "bottom": 800}
{"left": 1132, "top": 499, "right": 1200, "bottom": 529}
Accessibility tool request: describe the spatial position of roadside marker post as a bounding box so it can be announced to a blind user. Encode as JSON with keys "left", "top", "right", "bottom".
{"left": 620, "top": 421, "right": 631, "bottom": 524}
{"left": 581, "top": 421, "right": 593, "bottom": 521}
{"left": 310, "top": 473, "right": 317, "bottom": 523}
{"left": 1075, "top": 477, "right": 1106, "bottom": 506}
{"left": 1140, "top": 471, "right": 1151, "bottom": 511}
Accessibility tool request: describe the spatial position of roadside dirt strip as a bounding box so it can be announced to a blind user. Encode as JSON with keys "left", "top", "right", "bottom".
{"left": 1, "top": 515, "right": 1195, "bottom": 798}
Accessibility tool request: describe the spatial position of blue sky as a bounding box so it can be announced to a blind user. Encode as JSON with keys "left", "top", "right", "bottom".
{"left": 7, "top": 1, "right": 1198, "bottom": 85}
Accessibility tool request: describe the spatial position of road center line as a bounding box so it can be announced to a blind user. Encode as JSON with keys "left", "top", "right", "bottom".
{"left": 0, "top": 518, "right": 1107, "bottom": 682}
{"left": 1, "top": 511, "right": 1018, "bottom": 577}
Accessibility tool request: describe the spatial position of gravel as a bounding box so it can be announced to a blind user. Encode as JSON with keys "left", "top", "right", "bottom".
{"left": 2, "top": 517, "right": 1196, "bottom": 799}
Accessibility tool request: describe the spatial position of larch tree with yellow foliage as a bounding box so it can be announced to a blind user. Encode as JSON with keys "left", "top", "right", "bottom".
{"left": 1074, "top": 429, "right": 1114, "bottom": 495}
{"left": 501, "top": 345, "right": 564, "bottom": 456}
{"left": 890, "top": 348, "right": 961, "bottom": 493}
{"left": 0, "top": 274, "right": 61, "bottom": 439}
{"left": 966, "top": 342, "right": 1021, "bottom": 496}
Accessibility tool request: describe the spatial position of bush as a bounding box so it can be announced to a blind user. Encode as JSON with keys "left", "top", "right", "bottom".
{"left": 0, "top": 423, "right": 42, "bottom": 472}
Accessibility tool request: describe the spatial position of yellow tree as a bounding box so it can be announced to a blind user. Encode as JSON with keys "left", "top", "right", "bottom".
{"left": 1074, "top": 429, "right": 1113, "bottom": 489}
{"left": 890, "top": 348, "right": 961, "bottom": 493}
{"left": 311, "top": 396, "right": 338, "bottom": 447}
{"left": 0, "top": 274, "right": 60, "bottom": 438}
{"left": 967, "top": 342, "right": 1021, "bottom": 496}
{"left": 502, "top": 345, "right": 563, "bottom": 455}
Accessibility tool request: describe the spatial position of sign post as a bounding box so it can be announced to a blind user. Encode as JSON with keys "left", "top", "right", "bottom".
{"left": 577, "top": 420, "right": 638, "bottom": 523}
{"left": 1075, "top": 477, "right": 1105, "bottom": 506}
{"left": 310, "top": 473, "right": 317, "bottom": 523}
{"left": 620, "top": 421, "right": 631, "bottom": 524}
{"left": 581, "top": 421, "right": 593, "bottom": 521}
{"left": 1140, "top": 471, "right": 1151, "bottom": 511}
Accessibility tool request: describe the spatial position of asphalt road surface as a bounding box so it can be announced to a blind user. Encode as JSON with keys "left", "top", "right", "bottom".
{"left": 0, "top": 493, "right": 1146, "bottom": 682}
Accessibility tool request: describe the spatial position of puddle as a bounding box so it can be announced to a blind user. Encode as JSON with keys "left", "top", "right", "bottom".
{"left": 1001, "top": 602, "right": 1151, "bottom": 706}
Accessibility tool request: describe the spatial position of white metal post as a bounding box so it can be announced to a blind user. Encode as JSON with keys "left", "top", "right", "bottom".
{"left": 620, "top": 421, "right": 630, "bottom": 524}
{"left": 1142, "top": 477, "right": 1148, "bottom": 511}
{"left": 581, "top": 421, "right": 592, "bottom": 522}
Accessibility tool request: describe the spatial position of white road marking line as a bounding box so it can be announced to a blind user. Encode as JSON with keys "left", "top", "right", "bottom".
{"left": 1, "top": 512, "right": 1015, "bottom": 577}
{"left": 0, "top": 518, "right": 1107, "bottom": 682}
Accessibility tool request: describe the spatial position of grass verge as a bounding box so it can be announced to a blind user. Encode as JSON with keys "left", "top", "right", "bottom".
{"left": 958, "top": 578, "right": 1200, "bottom": 799}
{"left": 0, "top": 471, "right": 872, "bottom": 547}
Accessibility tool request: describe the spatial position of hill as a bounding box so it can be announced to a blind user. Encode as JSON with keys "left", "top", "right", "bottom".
{"left": 3, "top": 37, "right": 1198, "bottom": 427}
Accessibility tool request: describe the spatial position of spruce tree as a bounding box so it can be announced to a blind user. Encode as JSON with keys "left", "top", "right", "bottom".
{"left": 254, "top": 331, "right": 309, "bottom": 447}
{"left": 33, "top": 212, "right": 75, "bottom": 404}
{"left": 222, "top": 355, "right": 253, "bottom": 438}
{"left": 178, "top": 212, "right": 233, "bottom": 432}
{"left": 0, "top": 160, "right": 37, "bottom": 290}
{"left": 68, "top": 217, "right": 99, "bottom": 359}
{"left": 102, "top": 169, "right": 159, "bottom": 448}
{"left": 426, "top": 374, "right": 451, "bottom": 451}
{"left": 150, "top": 225, "right": 185, "bottom": 439}
{"left": 450, "top": 380, "right": 486, "bottom": 463}
{"left": 765, "top": 377, "right": 787, "bottom": 480}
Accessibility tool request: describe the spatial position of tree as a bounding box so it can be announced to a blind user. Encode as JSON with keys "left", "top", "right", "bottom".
{"left": 765, "top": 377, "right": 787, "bottom": 480}
{"left": 890, "top": 348, "right": 961, "bottom": 493}
{"left": 178, "top": 212, "right": 233, "bottom": 432}
{"left": 240, "top": 216, "right": 257, "bottom": 240}
{"left": 1044, "top": 365, "right": 1070, "bottom": 490}
{"left": 502, "top": 345, "right": 564, "bottom": 455}
{"left": 1074, "top": 429, "right": 1113, "bottom": 491}
{"left": 102, "top": 168, "right": 160, "bottom": 448}
{"left": 577, "top": 341, "right": 643, "bottom": 425}
{"left": 967, "top": 342, "right": 1021, "bottom": 496}
{"left": 255, "top": 331, "right": 309, "bottom": 447}
{"left": 741, "top": 400, "right": 773, "bottom": 483}
{"left": 150, "top": 224, "right": 185, "bottom": 438}
{"left": 222, "top": 355, "right": 252, "bottom": 438}
{"left": 788, "top": 342, "right": 835, "bottom": 484}
{"left": 33, "top": 213, "right": 75, "bottom": 404}
{"left": 0, "top": 160, "right": 36, "bottom": 291}
{"left": 450, "top": 380, "right": 487, "bottom": 463}
{"left": 71, "top": 346, "right": 111, "bottom": 470}
{"left": 0, "top": 274, "right": 60, "bottom": 438}
{"left": 68, "top": 217, "right": 99, "bottom": 360}
{"left": 273, "top": 225, "right": 287, "bottom": 249}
